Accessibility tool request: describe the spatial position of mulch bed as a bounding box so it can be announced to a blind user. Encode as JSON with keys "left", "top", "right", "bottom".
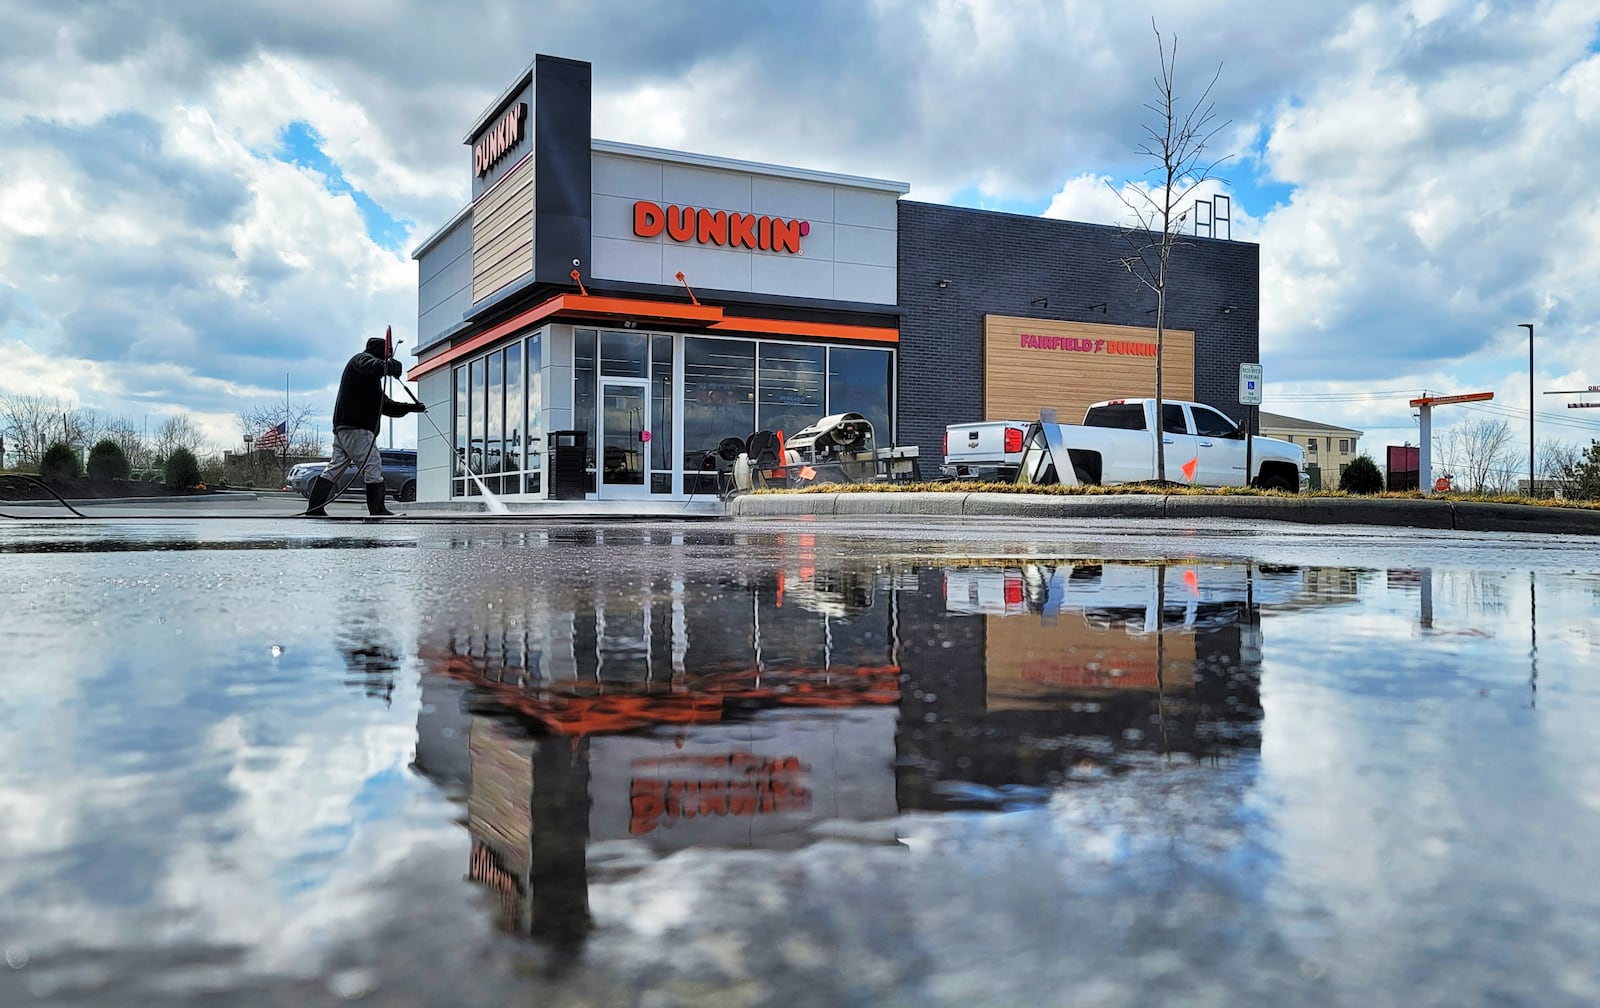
{"left": 0, "top": 474, "right": 225, "bottom": 501}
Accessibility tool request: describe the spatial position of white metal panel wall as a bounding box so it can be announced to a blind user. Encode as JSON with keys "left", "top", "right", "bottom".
{"left": 416, "top": 216, "right": 473, "bottom": 353}
{"left": 590, "top": 150, "right": 900, "bottom": 304}
{"left": 416, "top": 368, "right": 453, "bottom": 503}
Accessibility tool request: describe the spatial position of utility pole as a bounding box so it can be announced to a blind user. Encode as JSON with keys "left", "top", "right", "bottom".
{"left": 1519, "top": 323, "right": 1534, "bottom": 497}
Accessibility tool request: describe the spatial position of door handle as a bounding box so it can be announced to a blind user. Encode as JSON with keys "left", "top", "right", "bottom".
{"left": 1198, "top": 440, "right": 1215, "bottom": 447}
{"left": 1162, "top": 437, "right": 1176, "bottom": 444}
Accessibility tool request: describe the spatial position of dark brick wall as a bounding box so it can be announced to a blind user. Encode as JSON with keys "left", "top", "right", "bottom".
{"left": 896, "top": 201, "right": 1260, "bottom": 466}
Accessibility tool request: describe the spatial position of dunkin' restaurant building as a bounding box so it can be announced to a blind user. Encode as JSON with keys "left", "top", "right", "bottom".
{"left": 408, "top": 55, "right": 1258, "bottom": 505}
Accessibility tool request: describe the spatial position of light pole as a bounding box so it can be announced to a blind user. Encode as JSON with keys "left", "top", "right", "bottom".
{"left": 1519, "top": 323, "right": 1534, "bottom": 496}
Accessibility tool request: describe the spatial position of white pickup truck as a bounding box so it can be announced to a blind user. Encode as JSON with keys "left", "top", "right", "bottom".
{"left": 944, "top": 398, "right": 1304, "bottom": 491}
{"left": 944, "top": 559, "right": 1305, "bottom": 626}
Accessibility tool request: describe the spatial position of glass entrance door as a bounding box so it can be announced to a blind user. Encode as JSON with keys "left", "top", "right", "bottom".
{"left": 599, "top": 380, "right": 649, "bottom": 498}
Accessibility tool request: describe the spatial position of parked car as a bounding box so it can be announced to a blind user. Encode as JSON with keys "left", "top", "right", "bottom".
{"left": 290, "top": 449, "right": 417, "bottom": 501}
{"left": 287, "top": 461, "right": 328, "bottom": 498}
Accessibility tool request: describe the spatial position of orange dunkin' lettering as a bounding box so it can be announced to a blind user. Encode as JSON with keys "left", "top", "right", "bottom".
{"left": 631, "top": 200, "right": 808, "bottom": 254}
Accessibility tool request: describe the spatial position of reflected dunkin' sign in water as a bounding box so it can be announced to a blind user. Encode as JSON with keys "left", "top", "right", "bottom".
{"left": 627, "top": 752, "right": 812, "bottom": 835}
{"left": 410, "top": 539, "right": 1324, "bottom": 943}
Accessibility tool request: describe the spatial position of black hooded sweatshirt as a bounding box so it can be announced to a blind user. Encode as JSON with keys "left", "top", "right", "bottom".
{"left": 332, "top": 337, "right": 412, "bottom": 434}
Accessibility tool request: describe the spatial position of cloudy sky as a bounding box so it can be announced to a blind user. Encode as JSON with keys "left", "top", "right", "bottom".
{"left": 2, "top": 0, "right": 1598, "bottom": 460}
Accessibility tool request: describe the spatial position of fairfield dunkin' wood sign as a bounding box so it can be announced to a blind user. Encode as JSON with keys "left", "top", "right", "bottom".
{"left": 982, "top": 314, "right": 1196, "bottom": 424}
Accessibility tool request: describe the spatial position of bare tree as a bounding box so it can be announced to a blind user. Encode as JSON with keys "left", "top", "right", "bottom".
{"left": 152, "top": 414, "right": 207, "bottom": 463}
{"left": 1114, "top": 20, "right": 1231, "bottom": 482}
{"left": 96, "top": 415, "right": 151, "bottom": 472}
{"left": 0, "top": 392, "right": 97, "bottom": 467}
{"left": 237, "top": 402, "right": 324, "bottom": 482}
{"left": 1434, "top": 416, "right": 1519, "bottom": 493}
{"left": 1538, "top": 437, "right": 1582, "bottom": 496}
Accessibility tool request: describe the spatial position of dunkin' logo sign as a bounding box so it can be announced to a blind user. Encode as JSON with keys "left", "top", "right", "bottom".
{"left": 632, "top": 200, "right": 810, "bottom": 254}
{"left": 473, "top": 102, "right": 526, "bottom": 178}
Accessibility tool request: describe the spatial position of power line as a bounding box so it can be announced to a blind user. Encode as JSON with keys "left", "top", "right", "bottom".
{"left": 1456, "top": 400, "right": 1600, "bottom": 433}
{"left": 1271, "top": 389, "right": 1600, "bottom": 441}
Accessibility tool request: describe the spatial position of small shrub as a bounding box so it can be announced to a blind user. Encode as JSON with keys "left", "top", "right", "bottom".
{"left": 164, "top": 447, "right": 202, "bottom": 488}
{"left": 1338, "top": 454, "right": 1384, "bottom": 494}
{"left": 87, "top": 439, "right": 132, "bottom": 481}
{"left": 40, "top": 442, "right": 82, "bottom": 481}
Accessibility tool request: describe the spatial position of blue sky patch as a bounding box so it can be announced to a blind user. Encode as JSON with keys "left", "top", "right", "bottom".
{"left": 277, "top": 121, "right": 410, "bottom": 251}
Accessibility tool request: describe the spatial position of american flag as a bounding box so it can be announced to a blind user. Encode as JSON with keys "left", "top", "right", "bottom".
{"left": 256, "top": 421, "right": 287, "bottom": 450}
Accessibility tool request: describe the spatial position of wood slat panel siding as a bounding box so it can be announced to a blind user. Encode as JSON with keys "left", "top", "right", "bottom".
{"left": 982, "top": 315, "right": 1195, "bottom": 424}
{"left": 475, "top": 205, "right": 533, "bottom": 257}
{"left": 472, "top": 160, "right": 535, "bottom": 302}
{"left": 474, "top": 226, "right": 532, "bottom": 281}
{"left": 472, "top": 239, "right": 533, "bottom": 297}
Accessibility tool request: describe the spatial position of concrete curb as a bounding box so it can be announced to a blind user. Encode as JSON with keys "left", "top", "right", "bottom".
{"left": 833, "top": 491, "right": 967, "bottom": 516}
{"left": 729, "top": 491, "right": 1600, "bottom": 535}
{"left": 1452, "top": 501, "right": 1600, "bottom": 535}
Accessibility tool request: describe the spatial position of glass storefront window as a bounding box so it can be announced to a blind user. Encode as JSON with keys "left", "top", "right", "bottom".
{"left": 453, "top": 364, "right": 469, "bottom": 493}
{"left": 650, "top": 334, "right": 673, "bottom": 492}
{"left": 526, "top": 334, "right": 542, "bottom": 492}
{"left": 758, "top": 343, "right": 825, "bottom": 438}
{"left": 486, "top": 350, "right": 504, "bottom": 479}
{"left": 683, "top": 337, "right": 755, "bottom": 467}
{"left": 505, "top": 342, "right": 523, "bottom": 477}
{"left": 601, "top": 330, "right": 648, "bottom": 378}
{"left": 575, "top": 329, "right": 597, "bottom": 491}
{"left": 451, "top": 332, "right": 545, "bottom": 499}
{"left": 468, "top": 357, "right": 486, "bottom": 495}
{"left": 828, "top": 346, "right": 892, "bottom": 445}
{"left": 451, "top": 328, "right": 893, "bottom": 499}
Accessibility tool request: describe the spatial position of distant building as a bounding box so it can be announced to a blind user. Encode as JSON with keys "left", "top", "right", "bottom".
{"left": 1257, "top": 411, "right": 1363, "bottom": 489}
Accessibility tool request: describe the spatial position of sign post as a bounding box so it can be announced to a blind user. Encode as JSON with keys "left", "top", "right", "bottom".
{"left": 1545, "top": 384, "right": 1600, "bottom": 409}
{"left": 1410, "top": 391, "right": 1494, "bottom": 493}
{"left": 1239, "top": 363, "right": 1263, "bottom": 487}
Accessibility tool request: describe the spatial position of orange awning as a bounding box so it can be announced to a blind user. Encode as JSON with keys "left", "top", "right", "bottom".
{"left": 409, "top": 292, "right": 898, "bottom": 379}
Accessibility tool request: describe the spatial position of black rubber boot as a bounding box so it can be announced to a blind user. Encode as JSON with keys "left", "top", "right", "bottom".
{"left": 304, "top": 476, "right": 336, "bottom": 517}
{"left": 365, "top": 481, "right": 396, "bottom": 516}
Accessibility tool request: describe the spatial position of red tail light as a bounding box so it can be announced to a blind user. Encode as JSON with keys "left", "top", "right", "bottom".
{"left": 1004, "top": 427, "right": 1023, "bottom": 453}
{"left": 942, "top": 432, "right": 947, "bottom": 455}
{"left": 1003, "top": 577, "right": 1024, "bottom": 605}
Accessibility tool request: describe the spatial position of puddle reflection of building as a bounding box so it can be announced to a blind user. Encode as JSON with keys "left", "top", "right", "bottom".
{"left": 411, "top": 542, "right": 903, "bottom": 944}
{"left": 410, "top": 548, "right": 1321, "bottom": 944}
{"left": 896, "top": 561, "right": 1284, "bottom": 810}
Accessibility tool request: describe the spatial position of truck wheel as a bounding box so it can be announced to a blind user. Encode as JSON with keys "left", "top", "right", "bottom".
{"left": 400, "top": 480, "right": 417, "bottom": 502}
{"left": 1260, "top": 474, "right": 1296, "bottom": 493}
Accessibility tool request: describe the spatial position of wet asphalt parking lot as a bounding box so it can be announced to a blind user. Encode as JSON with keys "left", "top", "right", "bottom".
{"left": 2, "top": 504, "right": 1597, "bottom": 1007}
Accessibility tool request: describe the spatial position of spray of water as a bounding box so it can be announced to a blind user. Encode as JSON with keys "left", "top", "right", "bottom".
{"left": 466, "top": 467, "right": 511, "bottom": 514}
{"left": 412, "top": 402, "right": 509, "bottom": 515}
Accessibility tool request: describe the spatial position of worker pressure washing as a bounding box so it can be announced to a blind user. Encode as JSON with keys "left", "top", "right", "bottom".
{"left": 303, "top": 330, "right": 425, "bottom": 518}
